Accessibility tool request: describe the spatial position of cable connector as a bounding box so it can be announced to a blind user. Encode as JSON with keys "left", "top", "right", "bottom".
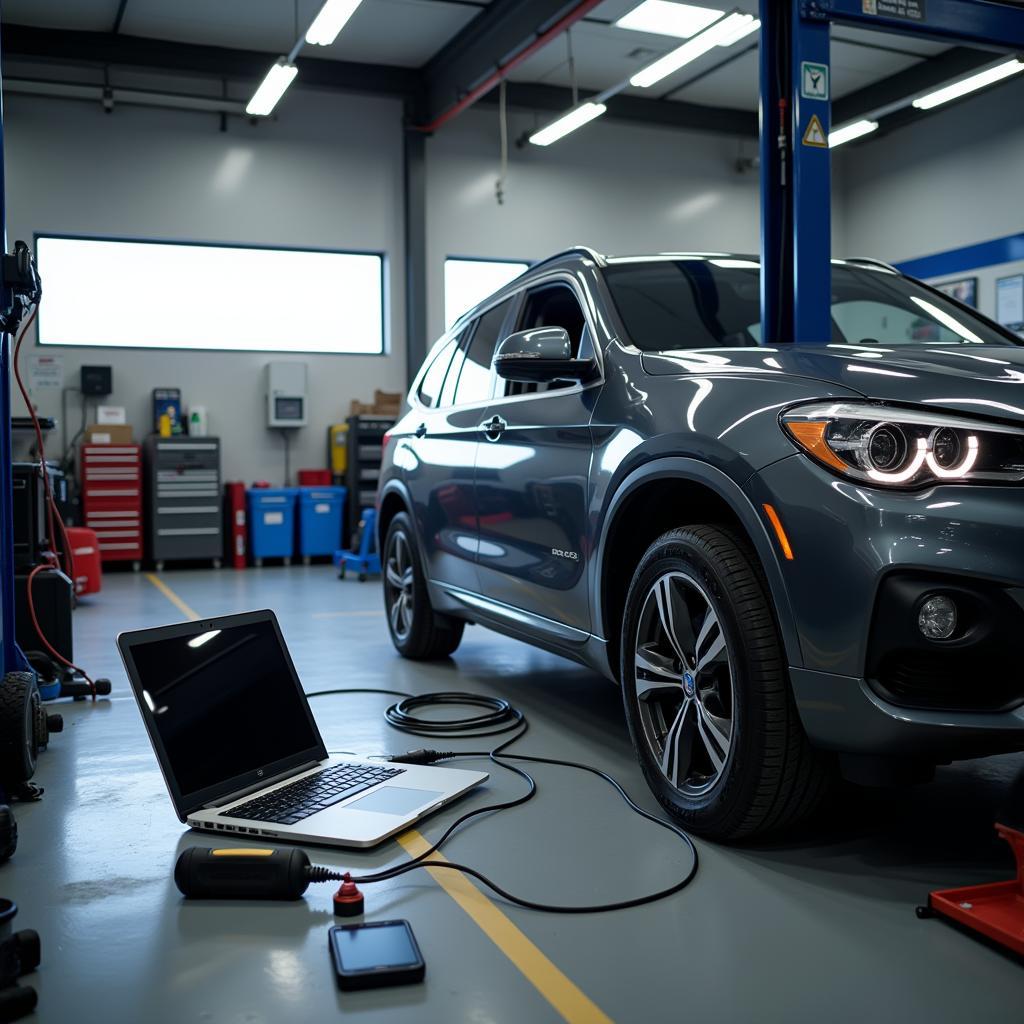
{"left": 388, "top": 749, "right": 454, "bottom": 765}
{"left": 333, "top": 873, "right": 364, "bottom": 917}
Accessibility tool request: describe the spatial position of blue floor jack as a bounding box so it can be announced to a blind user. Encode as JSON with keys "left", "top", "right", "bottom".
{"left": 334, "top": 508, "right": 382, "bottom": 582}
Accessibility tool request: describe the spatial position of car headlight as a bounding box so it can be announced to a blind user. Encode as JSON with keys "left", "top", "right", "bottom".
{"left": 781, "top": 402, "right": 1024, "bottom": 488}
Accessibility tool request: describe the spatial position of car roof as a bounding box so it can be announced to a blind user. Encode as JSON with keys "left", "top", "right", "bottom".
{"left": 448, "top": 248, "right": 901, "bottom": 331}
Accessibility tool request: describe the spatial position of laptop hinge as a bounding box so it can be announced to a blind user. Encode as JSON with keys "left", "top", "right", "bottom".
{"left": 202, "top": 760, "right": 321, "bottom": 810}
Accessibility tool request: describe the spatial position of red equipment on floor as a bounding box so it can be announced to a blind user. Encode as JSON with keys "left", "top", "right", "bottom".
{"left": 64, "top": 526, "right": 102, "bottom": 596}
{"left": 80, "top": 443, "right": 143, "bottom": 566}
{"left": 224, "top": 481, "right": 247, "bottom": 570}
{"left": 924, "top": 823, "right": 1024, "bottom": 957}
{"left": 297, "top": 469, "right": 332, "bottom": 486}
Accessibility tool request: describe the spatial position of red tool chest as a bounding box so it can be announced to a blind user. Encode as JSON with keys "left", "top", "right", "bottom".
{"left": 80, "top": 443, "right": 143, "bottom": 567}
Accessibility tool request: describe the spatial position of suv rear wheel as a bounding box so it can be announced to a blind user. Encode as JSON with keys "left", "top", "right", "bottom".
{"left": 383, "top": 512, "right": 465, "bottom": 660}
{"left": 621, "top": 525, "right": 830, "bottom": 840}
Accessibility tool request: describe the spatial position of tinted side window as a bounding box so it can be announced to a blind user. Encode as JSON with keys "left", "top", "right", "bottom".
{"left": 416, "top": 337, "right": 458, "bottom": 408}
{"left": 452, "top": 299, "right": 511, "bottom": 406}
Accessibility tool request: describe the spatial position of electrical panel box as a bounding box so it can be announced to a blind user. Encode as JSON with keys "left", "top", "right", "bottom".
{"left": 266, "top": 362, "right": 308, "bottom": 428}
{"left": 81, "top": 365, "right": 112, "bottom": 396}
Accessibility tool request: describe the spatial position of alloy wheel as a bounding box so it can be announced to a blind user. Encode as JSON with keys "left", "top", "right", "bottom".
{"left": 633, "top": 571, "right": 735, "bottom": 796}
{"left": 385, "top": 530, "right": 415, "bottom": 642}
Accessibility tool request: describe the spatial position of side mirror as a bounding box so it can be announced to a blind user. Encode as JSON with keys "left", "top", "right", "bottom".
{"left": 492, "top": 327, "right": 598, "bottom": 384}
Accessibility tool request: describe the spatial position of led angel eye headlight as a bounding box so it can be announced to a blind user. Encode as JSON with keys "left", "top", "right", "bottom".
{"left": 781, "top": 403, "right": 1024, "bottom": 489}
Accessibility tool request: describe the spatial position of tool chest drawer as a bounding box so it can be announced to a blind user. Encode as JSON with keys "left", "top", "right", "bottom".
{"left": 80, "top": 443, "right": 143, "bottom": 564}
{"left": 144, "top": 437, "right": 223, "bottom": 567}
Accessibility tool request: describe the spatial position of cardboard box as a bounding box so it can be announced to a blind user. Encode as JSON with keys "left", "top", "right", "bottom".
{"left": 85, "top": 424, "right": 134, "bottom": 444}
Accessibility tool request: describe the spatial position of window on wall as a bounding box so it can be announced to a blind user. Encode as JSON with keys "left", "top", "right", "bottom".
{"left": 36, "top": 235, "right": 386, "bottom": 354}
{"left": 444, "top": 257, "right": 529, "bottom": 329}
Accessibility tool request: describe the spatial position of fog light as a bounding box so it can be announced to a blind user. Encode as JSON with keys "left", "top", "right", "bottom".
{"left": 918, "top": 595, "right": 957, "bottom": 640}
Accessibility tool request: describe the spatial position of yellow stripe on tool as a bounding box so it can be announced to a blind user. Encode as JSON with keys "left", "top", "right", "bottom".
{"left": 145, "top": 573, "right": 200, "bottom": 620}
{"left": 398, "top": 831, "right": 614, "bottom": 1024}
{"left": 146, "top": 572, "right": 612, "bottom": 1024}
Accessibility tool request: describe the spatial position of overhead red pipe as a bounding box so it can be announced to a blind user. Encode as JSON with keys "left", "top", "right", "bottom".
{"left": 412, "top": 0, "right": 605, "bottom": 134}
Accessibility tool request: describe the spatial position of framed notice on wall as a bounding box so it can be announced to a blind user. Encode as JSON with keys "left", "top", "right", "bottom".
{"left": 996, "top": 274, "right": 1024, "bottom": 332}
{"left": 934, "top": 277, "right": 977, "bottom": 307}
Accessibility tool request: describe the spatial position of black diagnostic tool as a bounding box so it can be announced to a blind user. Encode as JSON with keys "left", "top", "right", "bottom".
{"left": 328, "top": 921, "right": 425, "bottom": 991}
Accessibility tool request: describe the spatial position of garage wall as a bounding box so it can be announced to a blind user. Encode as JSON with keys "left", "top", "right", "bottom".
{"left": 6, "top": 90, "right": 407, "bottom": 484}
{"left": 840, "top": 76, "right": 1024, "bottom": 325}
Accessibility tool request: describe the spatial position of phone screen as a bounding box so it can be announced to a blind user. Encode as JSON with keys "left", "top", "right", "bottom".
{"left": 334, "top": 923, "right": 420, "bottom": 972}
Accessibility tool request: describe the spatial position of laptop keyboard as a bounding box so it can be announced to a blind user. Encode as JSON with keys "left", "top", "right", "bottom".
{"left": 226, "top": 762, "right": 406, "bottom": 826}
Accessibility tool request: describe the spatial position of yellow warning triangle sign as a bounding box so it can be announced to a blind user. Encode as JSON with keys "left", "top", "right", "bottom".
{"left": 802, "top": 114, "right": 828, "bottom": 148}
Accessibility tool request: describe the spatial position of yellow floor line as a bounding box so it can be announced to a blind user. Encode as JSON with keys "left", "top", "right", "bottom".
{"left": 145, "top": 573, "right": 200, "bottom": 620}
{"left": 145, "top": 572, "right": 613, "bottom": 1024}
{"left": 397, "top": 834, "right": 614, "bottom": 1023}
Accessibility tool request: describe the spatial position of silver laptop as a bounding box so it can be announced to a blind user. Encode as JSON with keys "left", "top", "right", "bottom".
{"left": 117, "top": 609, "right": 487, "bottom": 848}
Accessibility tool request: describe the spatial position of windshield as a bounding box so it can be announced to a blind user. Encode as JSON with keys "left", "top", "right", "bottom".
{"left": 602, "top": 260, "right": 1021, "bottom": 350}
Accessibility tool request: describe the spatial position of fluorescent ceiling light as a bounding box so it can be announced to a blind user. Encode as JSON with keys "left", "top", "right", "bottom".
{"left": 188, "top": 630, "right": 221, "bottom": 648}
{"left": 714, "top": 15, "right": 759, "bottom": 46}
{"left": 246, "top": 59, "right": 297, "bottom": 116}
{"left": 305, "top": 0, "right": 364, "bottom": 46}
{"left": 912, "top": 58, "right": 1024, "bottom": 110}
{"left": 529, "top": 102, "right": 607, "bottom": 146}
{"left": 829, "top": 119, "right": 878, "bottom": 148}
{"left": 615, "top": 1, "right": 724, "bottom": 39}
{"left": 630, "top": 12, "right": 756, "bottom": 88}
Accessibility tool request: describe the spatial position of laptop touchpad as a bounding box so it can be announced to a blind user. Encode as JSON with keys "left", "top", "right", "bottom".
{"left": 347, "top": 787, "right": 443, "bottom": 815}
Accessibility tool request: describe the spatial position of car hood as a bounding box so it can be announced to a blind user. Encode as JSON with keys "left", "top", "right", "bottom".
{"left": 640, "top": 344, "right": 1024, "bottom": 425}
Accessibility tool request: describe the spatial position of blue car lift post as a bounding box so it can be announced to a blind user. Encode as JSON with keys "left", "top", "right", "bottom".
{"left": 758, "top": 0, "right": 1024, "bottom": 957}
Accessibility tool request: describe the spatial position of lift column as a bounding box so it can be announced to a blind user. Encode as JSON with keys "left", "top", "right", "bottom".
{"left": 759, "top": 0, "right": 832, "bottom": 347}
{"left": 0, "top": 42, "right": 19, "bottom": 679}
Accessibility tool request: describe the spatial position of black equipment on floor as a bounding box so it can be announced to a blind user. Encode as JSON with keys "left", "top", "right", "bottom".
{"left": 0, "top": 899, "right": 40, "bottom": 1023}
{"left": 11, "top": 463, "right": 64, "bottom": 569}
{"left": 14, "top": 569, "right": 73, "bottom": 665}
{"left": 0, "top": 674, "right": 62, "bottom": 788}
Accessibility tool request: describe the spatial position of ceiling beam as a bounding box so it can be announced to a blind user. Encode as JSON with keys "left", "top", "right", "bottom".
{"left": 833, "top": 45, "right": 994, "bottom": 124}
{"left": 482, "top": 82, "right": 757, "bottom": 138}
{"left": 419, "top": 0, "right": 597, "bottom": 126}
{"left": 0, "top": 24, "right": 419, "bottom": 98}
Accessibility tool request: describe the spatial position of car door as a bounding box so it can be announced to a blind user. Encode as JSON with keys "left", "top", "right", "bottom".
{"left": 404, "top": 298, "right": 513, "bottom": 590}
{"left": 475, "top": 279, "right": 601, "bottom": 634}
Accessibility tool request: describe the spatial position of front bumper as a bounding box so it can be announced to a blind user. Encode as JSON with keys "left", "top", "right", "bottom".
{"left": 748, "top": 454, "right": 1024, "bottom": 758}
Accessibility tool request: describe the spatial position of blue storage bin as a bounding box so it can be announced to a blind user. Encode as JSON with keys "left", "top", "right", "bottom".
{"left": 297, "top": 486, "right": 347, "bottom": 559}
{"left": 247, "top": 488, "right": 299, "bottom": 562}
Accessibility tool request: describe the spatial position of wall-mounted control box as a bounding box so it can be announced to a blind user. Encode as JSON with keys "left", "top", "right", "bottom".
{"left": 266, "top": 361, "right": 308, "bottom": 428}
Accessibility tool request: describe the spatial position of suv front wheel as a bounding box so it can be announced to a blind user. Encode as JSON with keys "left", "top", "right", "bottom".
{"left": 621, "top": 525, "right": 830, "bottom": 840}
{"left": 383, "top": 511, "right": 465, "bottom": 660}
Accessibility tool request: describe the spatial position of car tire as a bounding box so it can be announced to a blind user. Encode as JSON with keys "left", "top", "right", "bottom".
{"left": 383, "top": 512, "right": 465, "bottom": 660}
{"left": 621, "top": 525, "right": 830, "bottom": 840}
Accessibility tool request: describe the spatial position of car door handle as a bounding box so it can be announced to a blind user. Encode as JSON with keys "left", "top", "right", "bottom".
{"left": 481, "top": 415, "right": 507, "bottom": 442}
{"left": 414, "top": 423, "right": 428, "bottom": 438}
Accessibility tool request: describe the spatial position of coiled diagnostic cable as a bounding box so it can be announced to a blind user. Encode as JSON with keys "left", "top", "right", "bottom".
{"left": 305, "top": 687, "right": 699, "bottom": 913}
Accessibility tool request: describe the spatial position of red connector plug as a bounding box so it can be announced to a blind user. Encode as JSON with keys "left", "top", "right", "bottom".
{"left": 333, "top": 873, "right": 364, "bottom": 917}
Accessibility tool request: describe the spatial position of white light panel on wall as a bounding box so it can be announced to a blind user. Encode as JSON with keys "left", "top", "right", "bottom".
{"left": 444, "top": 258, "right": 530, "bottom": 329}
{"left": 36, "top": 236, "right": 385, "bottom": 354}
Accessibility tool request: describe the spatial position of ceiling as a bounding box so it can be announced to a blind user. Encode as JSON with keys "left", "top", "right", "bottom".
{"left": 0, "top": 0, "right": 966, "bottom": 117}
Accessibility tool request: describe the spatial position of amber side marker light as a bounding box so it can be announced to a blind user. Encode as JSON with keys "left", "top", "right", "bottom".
{"left": 784, "top": 420, "right": 849, "bottom": 473}
{"left": 762, "top": 503, "right": 794, "bottom": 561}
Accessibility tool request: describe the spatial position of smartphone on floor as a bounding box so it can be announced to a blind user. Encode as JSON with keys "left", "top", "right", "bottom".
{"left": 328, "top": 920, "right": 426, "bottom": 991}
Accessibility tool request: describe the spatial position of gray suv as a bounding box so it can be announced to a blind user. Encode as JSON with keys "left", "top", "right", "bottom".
{"left": 377, "top": 247, "right": 1024, "bottom": 839}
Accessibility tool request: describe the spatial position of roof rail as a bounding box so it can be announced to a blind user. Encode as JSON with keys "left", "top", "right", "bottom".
{"left": 844, "top": 256, "right": 901, "bottom": 274}
{"left": 527, "top": 245, "right": 606, "bottom": 273}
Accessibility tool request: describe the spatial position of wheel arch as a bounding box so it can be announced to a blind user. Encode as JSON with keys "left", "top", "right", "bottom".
{"left": 593, "top": 459, "right": 803, "bottom": 682}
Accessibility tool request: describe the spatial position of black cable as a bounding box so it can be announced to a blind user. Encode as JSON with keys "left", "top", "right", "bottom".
{"left": 306, "top": 687, "right": 699, "bottom": 914}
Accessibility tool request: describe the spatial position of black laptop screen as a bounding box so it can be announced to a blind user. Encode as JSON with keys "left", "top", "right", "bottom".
{"left": 129, "top": 618, "right": 321, "bottom": 800}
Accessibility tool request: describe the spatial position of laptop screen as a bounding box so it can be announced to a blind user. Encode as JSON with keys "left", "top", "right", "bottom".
{"left": 126, "top": 616, "right": 323, "bottom": 808}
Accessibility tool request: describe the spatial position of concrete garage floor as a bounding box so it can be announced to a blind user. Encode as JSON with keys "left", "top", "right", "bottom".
{"left": 8, "top": 566, "right": 1024, "bottom": 1022}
